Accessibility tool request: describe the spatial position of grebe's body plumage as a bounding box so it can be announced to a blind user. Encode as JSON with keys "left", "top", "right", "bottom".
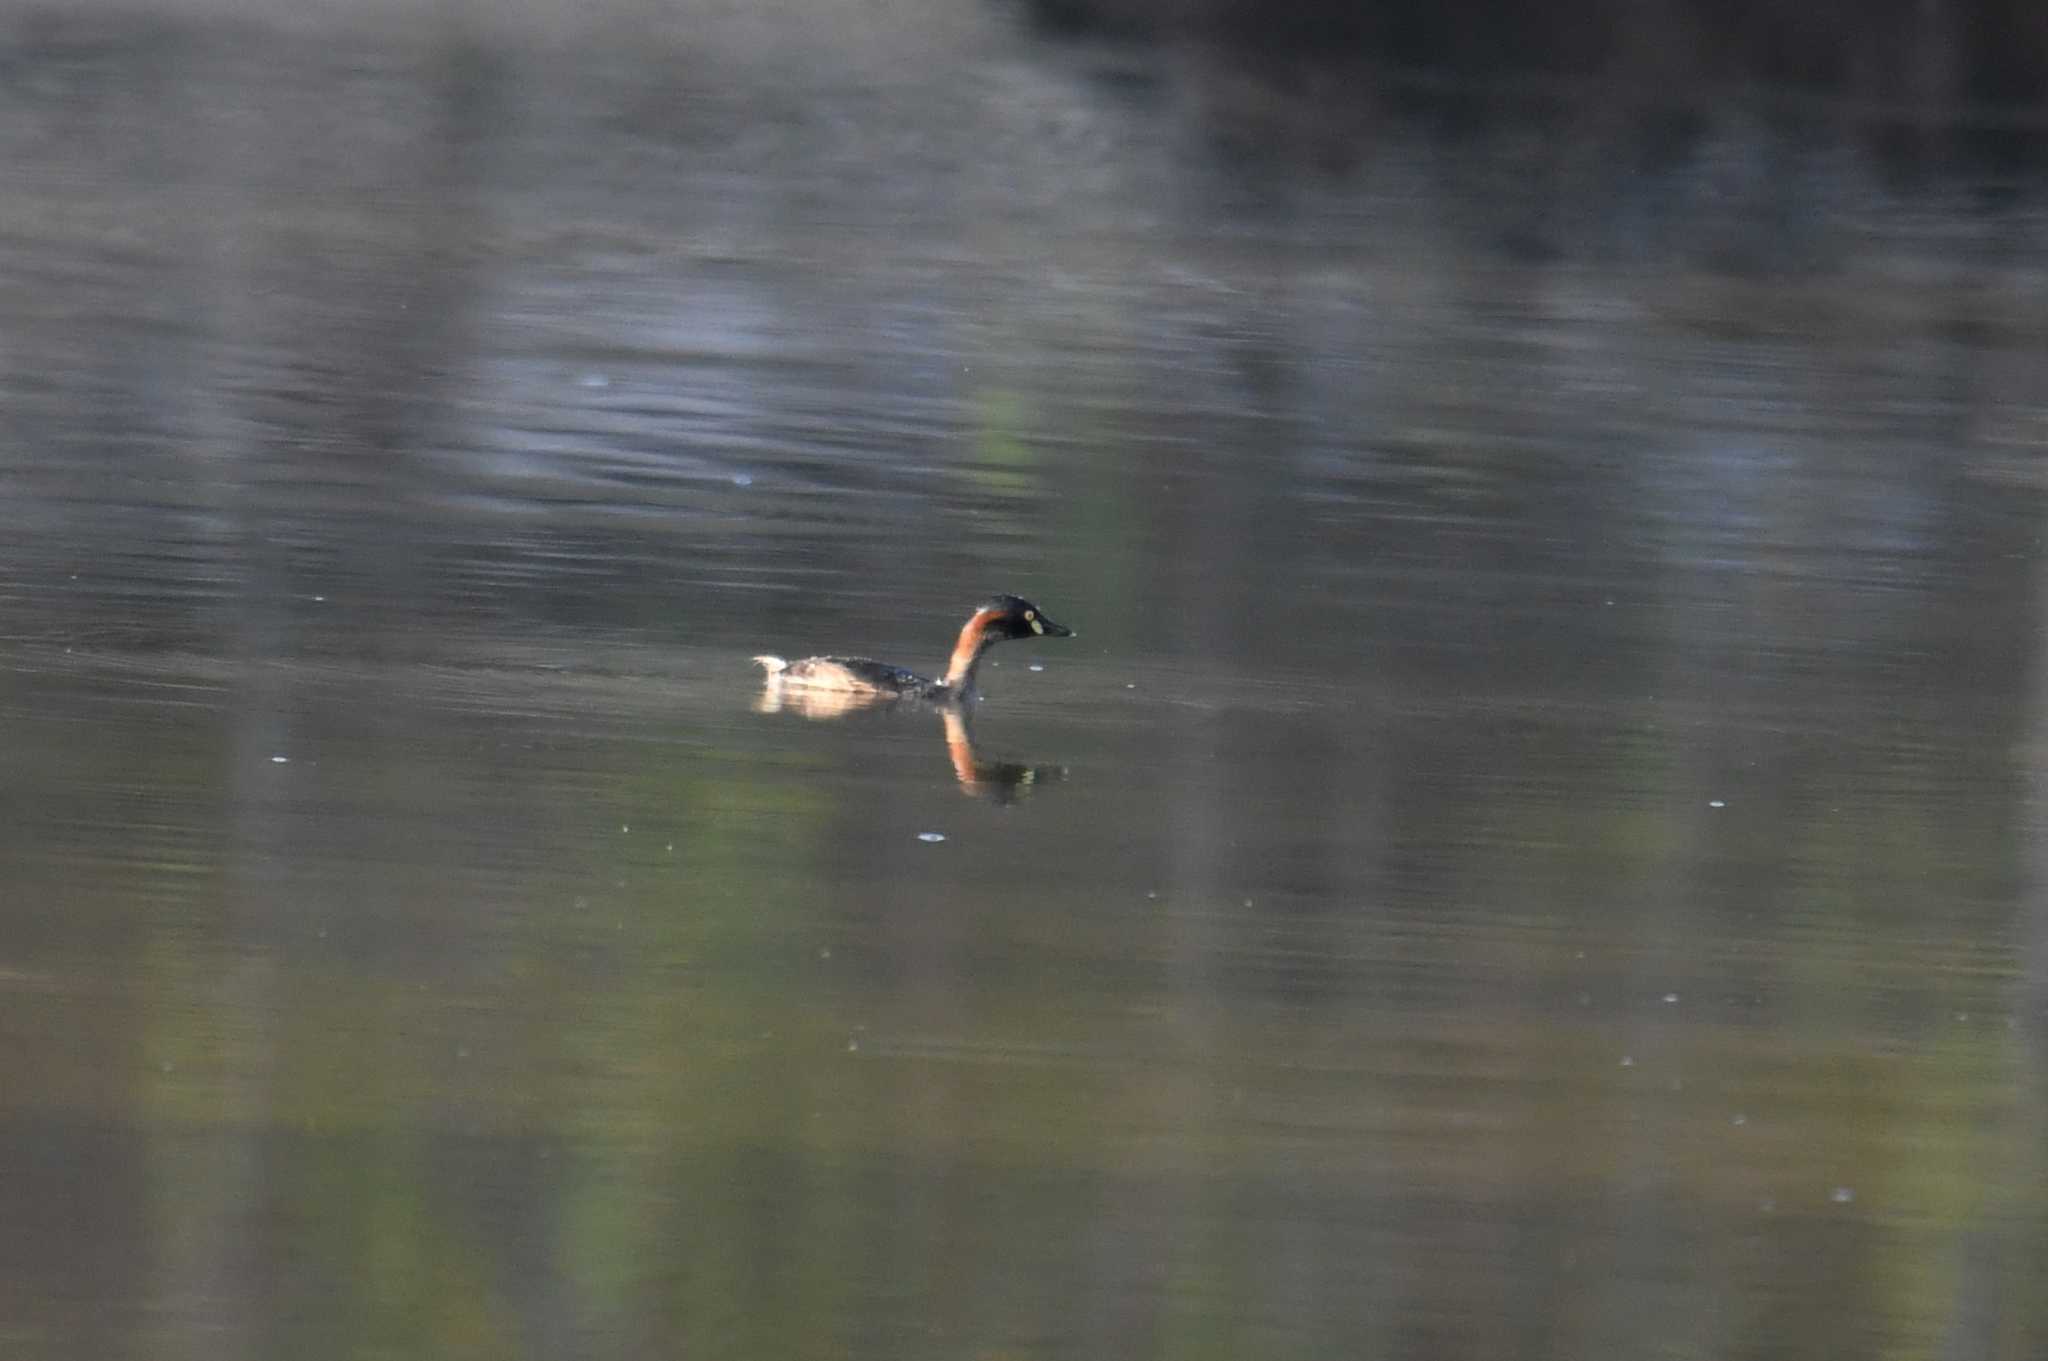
{"left": 753, "top": 655, "right": 936, "bottom": 696}
{"left": 754, "top": 594, "right": 1072, "bottom": 703}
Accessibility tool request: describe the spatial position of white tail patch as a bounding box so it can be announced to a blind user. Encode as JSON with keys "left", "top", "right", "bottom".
{"left": 753, "top": 655, "right": 789, "bottom": 675}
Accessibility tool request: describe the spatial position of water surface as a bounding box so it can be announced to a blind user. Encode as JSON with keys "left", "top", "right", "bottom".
{"left": 3, "top": 6, "right": 2047, "bottom": 1359}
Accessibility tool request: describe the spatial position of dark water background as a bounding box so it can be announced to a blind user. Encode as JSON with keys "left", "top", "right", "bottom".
{"left": 3, "top": 3, "right": 2048, "bottom": 1358}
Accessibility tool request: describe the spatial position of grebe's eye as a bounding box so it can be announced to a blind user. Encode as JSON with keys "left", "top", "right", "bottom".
{"left": 1023, "top": 610, "right": 1035, "bottom": 621}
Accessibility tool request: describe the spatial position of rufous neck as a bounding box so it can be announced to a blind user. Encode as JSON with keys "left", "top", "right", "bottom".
{"left": 941, "top": 606, "right": 1003, "bottom": 692}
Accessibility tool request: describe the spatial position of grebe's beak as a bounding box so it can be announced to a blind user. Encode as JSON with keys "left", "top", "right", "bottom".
{"left": 1032, "top": 613, "right": 1074, "bottom": 638}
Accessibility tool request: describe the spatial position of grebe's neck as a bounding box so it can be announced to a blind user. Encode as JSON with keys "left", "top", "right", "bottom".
{"left": 940, "top": 605, "right": 1004, "bottom": 694}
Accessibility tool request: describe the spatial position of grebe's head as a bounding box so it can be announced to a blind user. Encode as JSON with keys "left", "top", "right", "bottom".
{"left": 978, "top": 594, "right": 1074, "bottom": 642}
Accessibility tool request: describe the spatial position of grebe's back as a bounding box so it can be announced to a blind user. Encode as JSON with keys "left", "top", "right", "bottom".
{"left": 752, "top": 654, "right": 936, "bottom": 696}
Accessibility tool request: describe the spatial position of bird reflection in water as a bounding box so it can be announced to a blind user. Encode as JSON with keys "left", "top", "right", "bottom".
{"left": 753, "top": 681, "right": 1066, "bottom": 804}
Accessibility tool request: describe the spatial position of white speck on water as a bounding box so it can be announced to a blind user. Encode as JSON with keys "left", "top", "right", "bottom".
{"left": 1125, "top": 683, "right": 1136, "bottom": 689}
{"left": 1731, "top": 1113, "right": 1747, "bottom": 1126}
{"left": 732, "top": 473, "right": 753, "bottom": 487}
{"left": 917, "top": 832, "right": 946, "bottom": 843}
{"left": 456, "top": 1045, "right": 469, "bottom": 1060}
{"left": 846, "top": 1038, "right": 860, "bottom": 1053}
{"left": 665, "top": 842, "right": 674, "bottom": 853}
{"left": 1028, "top": 663, "right": 1044, "bottom": 672}
{"left": 312, "top": 594, "right": 326, "bottom": 602}
{"left": 1663, "top": 992, "right": 1680, "bottom": 1004}
{"left": 270, "top": 755, "right": 288, "bottom": 764}
{"left": 621, "top": 825, "right": 629, "bottom": 833}
{"left": 1831, "top": 1186, "right": 1855, "bottom": 1204}
{"left": 1619, "top": 1055, "right": 1635, "bottom": 1067}
{"left": 1708, "top": 800, "right": 1726, "bottom": 808}
{"left": 577, "top": 371, "right": 609, "bottom": 388}
{"left": 817, "top": 947, "right": 831, "bottom": 960}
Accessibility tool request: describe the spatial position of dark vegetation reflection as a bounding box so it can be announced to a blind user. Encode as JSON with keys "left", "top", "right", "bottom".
{"left": 0, "top": 1, "right": 2046, "bottom": 1359}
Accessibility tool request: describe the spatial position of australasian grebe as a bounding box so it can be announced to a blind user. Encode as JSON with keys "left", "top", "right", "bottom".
{"left": 754, "top": 594, "right": 1073, "bottom": 701}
